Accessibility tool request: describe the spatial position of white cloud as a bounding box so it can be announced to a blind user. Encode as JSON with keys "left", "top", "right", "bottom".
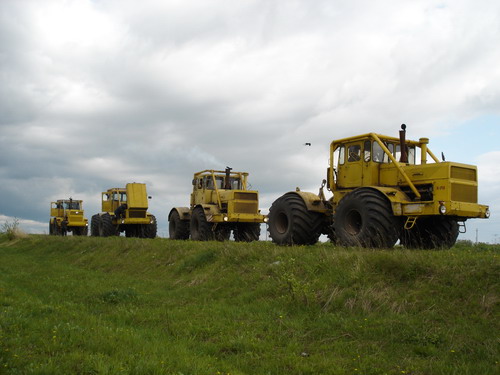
{"left": 1, "top": 0, "right": 499, "bottom": 240}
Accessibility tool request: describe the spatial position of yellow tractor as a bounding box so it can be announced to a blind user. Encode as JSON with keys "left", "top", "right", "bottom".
{"left": 268, "top": 125, "right": 490, "bottom": 249}
{"left": 91, "top": 183, "right": 157, "bottom": 238}
{"left": 169, "top": 167, "right": 268, "bottom": 241}
{"left": 49, "top": 198, "right": 88, "bottom": 236}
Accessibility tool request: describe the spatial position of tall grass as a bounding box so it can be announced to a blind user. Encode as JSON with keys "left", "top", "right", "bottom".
{"left": 0, "top": 234, "right": 498, "bottom": 374}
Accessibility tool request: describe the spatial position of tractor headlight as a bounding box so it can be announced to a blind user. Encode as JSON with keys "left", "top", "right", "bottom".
{"left": 263, "top": 217, "right": 269, "bottom": 223}
{"left": 439, "top": 204, "right": 447, "bottom": 215}
{"left": 485, "top": 208, "right": 490, "bottom": 218}
{"left": 223, "top": 216, "right": 229, "bottom": 222}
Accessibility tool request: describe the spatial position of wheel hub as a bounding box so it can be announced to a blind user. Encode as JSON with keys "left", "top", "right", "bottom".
{"left": 345, "top": 209, "right": 362, "bottom": 235}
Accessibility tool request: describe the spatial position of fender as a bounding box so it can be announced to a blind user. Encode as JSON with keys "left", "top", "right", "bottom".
{"left": 282, "top": 191, "right": 330, "bottom": 214}
{"left": 343, "top": 187, "right": 409, "bottom": 216}
{"left": 168, "top": 207, "right": 191, "bottom": 221}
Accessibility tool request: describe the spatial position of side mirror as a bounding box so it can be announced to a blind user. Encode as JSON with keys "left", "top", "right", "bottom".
{"left": 148, "top": 196, "right": 152, "bottom": 199}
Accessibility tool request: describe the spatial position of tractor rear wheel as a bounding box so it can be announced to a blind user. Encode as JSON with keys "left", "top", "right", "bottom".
{"left": 91, "top": 215, "right": 101, "bottom": 236}
{"left": 49, "top": 220, "right": 54, "bottom": 235}
{"left": 334, "top": 189, "right": 399, "bottom": 248}
{"left": 190, "top": 207, "right": 213, "bottom": 241}
{"left": 234, "top": 223, "right": 260, "bottom": 242}
{"left": 400, "top": 216, "right": 459, "bottom": 249}
{"left": 144, "top": 215, "right": 157, "bottom": 239}
{"left": 169, "top": 211, "right": 190, "bottom": 240}
{"left": 268, "top": 193, "right": 322, "bottom": 245}
{"left": 99, "top": 213, "right": 115, "bottom": 237}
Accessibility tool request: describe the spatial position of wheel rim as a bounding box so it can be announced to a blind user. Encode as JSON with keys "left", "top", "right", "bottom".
{"left": 275, "top": 211, "right": 289, "bottom": 234}
{"left": 345, "top": 209, "right": 362, "bottom": 235}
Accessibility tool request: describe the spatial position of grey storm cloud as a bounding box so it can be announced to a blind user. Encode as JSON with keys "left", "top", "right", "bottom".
{"left": 1, "top": 0, "right": 500, "bottom": 240}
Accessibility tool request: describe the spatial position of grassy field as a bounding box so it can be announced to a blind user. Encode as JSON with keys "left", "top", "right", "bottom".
{"left": 0, "top": 234, "right": 498, "bottom": 375}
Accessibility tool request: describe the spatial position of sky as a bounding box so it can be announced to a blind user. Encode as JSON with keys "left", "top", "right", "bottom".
{"left": 1, "top": 0, "right": 499, "bottom": 243}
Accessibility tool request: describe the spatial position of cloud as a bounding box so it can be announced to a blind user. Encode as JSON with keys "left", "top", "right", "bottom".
{"left": 1, "top": 0, "right": 499, "bottom": 241}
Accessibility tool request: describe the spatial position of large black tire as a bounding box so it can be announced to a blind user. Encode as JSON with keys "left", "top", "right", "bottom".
{"left": 99, "top": 213, "right": 115, "bottom": 237}
{"left": 190, "top": 207, "right": 214, "bottom": 241}
{"left": 214, "top": 224, "right": 231, "bottom": 241}
{"left": 268, "top": 193, "right": 323, "bottom": 245}
{"left": 400, "top": 216, "right": 459, "bottom": 249}
{"left": 144, "top": 215, "right": 157, "bottom": 239}
{"left": 334, "top": 189, "right": 399, "bottom": 248}
{"left": 49, "top": 220, "right": 54, "bottom": 235}
{"left": 91, "top": 214, "right": 101, "bottom": 237}
{"left": 72, "top": 227, "right": 83, "bottom": 236}
{"left": 234, "top": 223, "right": 260, "bottom": 242}
{"left": 52, "top": 219, "right": 61, "bottom": 236}
{"left": 125, "top": 226, "right": 137, "bottom": 237}
{"left": 169, "top": 211, "right": 190, "bottom": 240}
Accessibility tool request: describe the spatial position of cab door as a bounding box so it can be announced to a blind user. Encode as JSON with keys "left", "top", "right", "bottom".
{"left": 337, "top": 142, "right": 363, "bottom": 188}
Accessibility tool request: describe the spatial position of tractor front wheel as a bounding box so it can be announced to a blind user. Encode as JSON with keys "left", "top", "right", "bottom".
{"left": 268, "top": 193, "right": 322, "bottom": 245}
{"left": 144, "top": 215, "right": 157, "bottom": 239}
{"left": 190, "top": 207, "right": 213, "bottom": 241}
{"left": 400, "top": 216, "right": 459, "bottom": 249}
{"left": 214, "top": 224, "right": 231, "bottom": 241}
{"left": 334, "top": 189, "right": 399, "bottom": 248}
{"left": 99, "top": 213, "right": 115, "bottom": 237}
{"left": 234, "top": 223, "right": 260, "bottom": 242}
{"left": 169, "top": 211, "right": 190, "bottom": 240}
{"left": 91, "top": 215, "right": 101, "bottom": 236}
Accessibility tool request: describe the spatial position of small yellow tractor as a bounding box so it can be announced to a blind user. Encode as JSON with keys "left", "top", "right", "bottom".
{"left": 49, "top": 198, "right": 88, "bottom": 236}
{"left": 169, "top": 167, "right": 268, "bottom": 241}
{"left": 91, "top": 183, "right": 157, "bottom": 238}
{"left": 268, "top": 125, "right": 490, "bottom": 249}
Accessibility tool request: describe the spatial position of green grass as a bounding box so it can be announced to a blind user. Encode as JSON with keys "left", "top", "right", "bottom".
{"left": 0, "top": 235, "right": 498, "bottom": 374}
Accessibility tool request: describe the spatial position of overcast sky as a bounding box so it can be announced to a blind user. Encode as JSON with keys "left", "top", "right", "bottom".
{"left": 1, "top": 0, "right": 499, "bottom": 242}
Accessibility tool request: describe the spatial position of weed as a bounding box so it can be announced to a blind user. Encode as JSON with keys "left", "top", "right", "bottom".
{"left": 1, "top": 218, "right": 26, "bottom": 241}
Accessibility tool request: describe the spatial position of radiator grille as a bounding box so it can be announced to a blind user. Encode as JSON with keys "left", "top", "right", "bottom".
{"left": 234, "top": 201, "right": 258, "bottom": 214}
{"left": 451, "top": 183, "right": 477, "bottom": 203}
{"left": 128, "top": 210, "right": 147, "bottom": 218}
{"left": 451, "top": 167, "right": 476, "bottom": 181}
{"left": 234, "top": 192, "right": 258, "bottom": 200}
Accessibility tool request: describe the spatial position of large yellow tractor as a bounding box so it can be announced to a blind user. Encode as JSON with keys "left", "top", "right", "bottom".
{"left": 169, "top": 167, "right": 268, "bottom": 241}
{"left": 49, "top": 199, "right": 88, "bottom": 236}
{"left": 91, "top": 183, "right": 157, "bottom": 238}
{"left": 268, "top": 125, "right": 490, "bottom": 249}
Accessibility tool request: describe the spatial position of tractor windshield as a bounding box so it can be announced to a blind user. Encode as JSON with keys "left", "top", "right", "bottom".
{"left": 372, "top": 141, "right": 416, "bottom": 164}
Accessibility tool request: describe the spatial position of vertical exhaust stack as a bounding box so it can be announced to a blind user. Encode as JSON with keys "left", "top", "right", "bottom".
{"left": 224, "top": 166, "right": 233, "bottom": 190}
{"left": 399, "top": 124, "right": 408, "bottom": 163}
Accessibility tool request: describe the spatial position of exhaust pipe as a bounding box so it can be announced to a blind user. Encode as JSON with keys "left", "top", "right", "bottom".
{"left": 399, "top": 124, "right": 408, "bottom": 163}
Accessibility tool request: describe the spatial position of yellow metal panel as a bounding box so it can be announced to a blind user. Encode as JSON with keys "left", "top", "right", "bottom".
{"left": 451, "top": 166, "right": 476, "bottom": 181}
{"left": 126, "top": 183, "right": 148, "bottom": 209}
{"left": 451, "top": 183, "right": 477, "bottom": 203}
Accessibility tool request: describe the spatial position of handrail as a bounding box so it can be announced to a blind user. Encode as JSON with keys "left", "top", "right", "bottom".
{"left": 371, "top": 134, "right": 421, "bottom": 199}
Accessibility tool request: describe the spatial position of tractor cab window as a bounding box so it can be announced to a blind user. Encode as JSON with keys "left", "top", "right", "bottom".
{"left": 112, "top": 193, "right": 120, "bottom": 201}
{"left": 224, "top": 177, "right": 241, "bottom": 190}
{"left": 120, "top": 193, "right": 127, "bottom": 202}
{"left": 373, "top": 142, "right": 385, "bottom": 163}
{"left": 383, "top": 143, "right": 394, "bottom": 163}
{"left": 231, "top": 178, "right": 242, "bottom": 190}
{"left": 204, "top": 177, "right": 212, "bottom": 189}
{"left": 68, "top": 201, "right": 80, "bottom": 209}
{"left": 334, "top": 145, "right": 345, "bottom": 167}
{"left": 347, "top": 144, "right": 361, "bottom": 162}
{"left": 408, "top": 146, "right": 416, "bottom": 164}
{"left": 363, "top": 140, "right": 371, "bottom": 162}
{"left": 215, "top": 177, "right": 224, "bottom": 189}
